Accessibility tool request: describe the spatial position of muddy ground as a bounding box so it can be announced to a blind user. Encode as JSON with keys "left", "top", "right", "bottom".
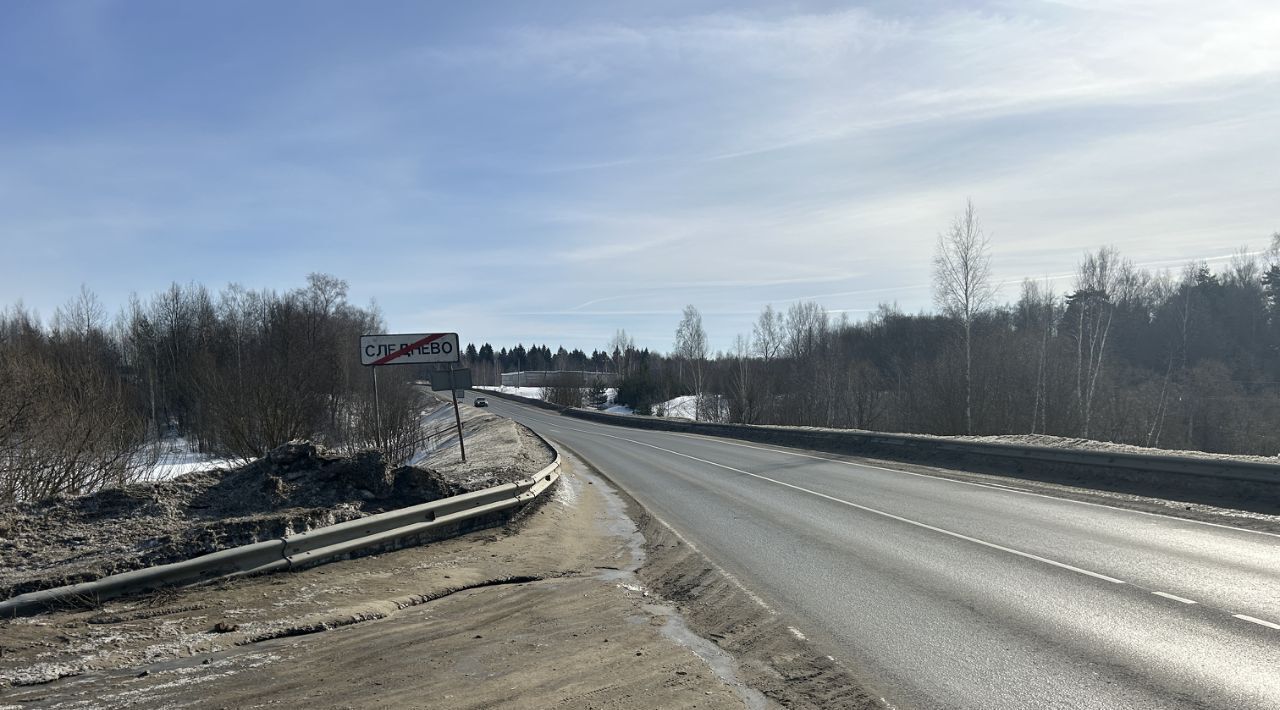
{"left": 0, "top": 454, "right": 882, "bottom": 709}
{"left": 0, "top": 402, "right": 554, "bottom": 600}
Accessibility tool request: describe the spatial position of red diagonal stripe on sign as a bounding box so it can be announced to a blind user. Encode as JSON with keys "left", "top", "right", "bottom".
{"left": 373, "top": 333, "right": 447, "bottom": 366}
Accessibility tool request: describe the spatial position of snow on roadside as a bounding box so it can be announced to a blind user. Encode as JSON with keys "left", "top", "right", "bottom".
{"left": 950, "top": 433, "right": 1280, "bottom": 463}
{"left": 655, "top": 395, "right": 697, "bottom": 419}
{"left": 477, "top": 385, "right": 547, "bottom": 400}
{"left": 142, "top": 438, "right": 239, "bottom": 481}
{"left": 479, "top": 386, "right": 708, "bottom": 419}
{"left": 477, "top": 385, "right": 620, "bottom": 404}
{"left": 474, "top": 384, "right": 1279, "bottom": 462}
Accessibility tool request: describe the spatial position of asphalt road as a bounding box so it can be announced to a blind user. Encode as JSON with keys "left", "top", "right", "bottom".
{"left": 478, "top": 395, "right": 1280, "bottom": 710}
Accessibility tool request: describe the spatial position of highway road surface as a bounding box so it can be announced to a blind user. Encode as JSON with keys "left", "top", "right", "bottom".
{"left": 480, "top": 395, "right": 1280, "bottom": 710}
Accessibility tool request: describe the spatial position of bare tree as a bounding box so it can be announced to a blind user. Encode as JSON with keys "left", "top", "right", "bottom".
{"left": 729, "top": 334, "right": 758, "bottom": 423}
{"left": 52, "top": 284, "right": 107, "bottom": 337}
{"left": 784, "top": 302, "right": 827, "bottom": 360}
{"left": 1069, "top": 247, "right": 1126, "bottom": 438}
{"left": 932, "top": 199, "right": 994, "bottom": 434}
{"left": 542, "top": 385, "right": 585, "bottom": 408}
{"left": 1017, "top": 278, "right": 1056, "bottom": 434}
{"left": 752, "top": 305, "right": 784, "bottom": 363}
{"left": 673, "top": 305, "right": 708, "bottom": 421}
{"left": 1226, "top": 246, "right": 1260, "bottom": 288}
{"left": 750, "top": 305, "right": 784, "bottom": 422}
{"left": 609, "top": 329, "right": 635, "bottom": 377}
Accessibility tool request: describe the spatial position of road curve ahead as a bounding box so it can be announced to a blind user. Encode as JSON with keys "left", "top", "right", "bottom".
{"left": 480, "top": 396, "right": 1280, "bottom": 710}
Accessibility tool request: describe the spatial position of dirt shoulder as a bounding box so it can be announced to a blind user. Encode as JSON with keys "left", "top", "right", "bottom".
{"left": 2, "top": 454, "right": 854, "bottom": 708}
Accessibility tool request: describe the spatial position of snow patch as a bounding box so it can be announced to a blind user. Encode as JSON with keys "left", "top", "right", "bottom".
{"left": 617, "top": 582, "right": 649, "bottom": 596}
{"left": 552, "top": 475, "right": 579, "bottom": 507}
{"left": 477, "top": 385, "right": 547, "bottom": 400}
{"left": 142, "top": 438, "right": 239, "bottom": 481}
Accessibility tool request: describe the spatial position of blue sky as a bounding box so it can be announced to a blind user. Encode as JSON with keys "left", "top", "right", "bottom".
{"left": 2, "top": 1, "right": 1277, "bottom": 352}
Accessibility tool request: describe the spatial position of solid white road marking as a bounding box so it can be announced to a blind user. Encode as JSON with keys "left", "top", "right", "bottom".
{"left": 496, "top": 397, "right": 1279, "bottom": 542}
{"left": 654, "top": 430, "right": 1280, "bottom": 541}
{"left": 499, "top": 400, "right": 1280, "bottom": 629}
{"left": 1153, "top": 591, "right": 1198, "bottom": 605}
{"left": 550, "top": 422, "right": 1129, "bottom": 585}
{"left": 1234, "top": 614, "right": 1280, "bottom": 630}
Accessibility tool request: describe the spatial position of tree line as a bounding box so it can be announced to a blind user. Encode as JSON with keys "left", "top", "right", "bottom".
{"left": 7, "top": 216, "right": 1277, "bottom": 501}
{"left": 467, "top": 214, "right": 1280, "bottom": 456}
{"left": 0, "top": 274, "right": 423, "bottom": 502}
{"left": 459, "top": 343, "right": 616, "bottom": 386}
{"left": 687, "top": 223, "right": 1280, "bottom": 455}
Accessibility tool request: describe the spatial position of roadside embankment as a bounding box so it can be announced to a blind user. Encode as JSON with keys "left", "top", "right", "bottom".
{"left": 0, "top": 405, "right": 554, "bottom": 602}
{"left": 0, "top": 453, "right": 880, "bottom": 708}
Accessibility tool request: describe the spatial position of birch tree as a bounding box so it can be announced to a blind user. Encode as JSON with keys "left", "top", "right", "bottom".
{"left": 1017, "top": 278, "right": 1056, "bottom": 434}
{"left": 674, "top": 305, "right": 708, "bottom": 421}
{"left": 751, "top": 305, "right": 784, "bottom": 421}
{"left": 932, "top": 200, "right": 994, "bottom": 434}
{"left": 730, "top": 334, "right": 758, "bottom": 423}
{"left": 1068, "top": 247, "right": 1125, "bottom": 438}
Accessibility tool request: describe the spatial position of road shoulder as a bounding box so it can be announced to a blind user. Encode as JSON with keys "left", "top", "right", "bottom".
{"left": 0, "top": 456, "right": 759, "bottom": 708}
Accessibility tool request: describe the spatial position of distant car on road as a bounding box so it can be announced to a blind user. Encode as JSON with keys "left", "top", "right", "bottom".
{"left": 474, "top": 397, "right": 488, "bottom": 407}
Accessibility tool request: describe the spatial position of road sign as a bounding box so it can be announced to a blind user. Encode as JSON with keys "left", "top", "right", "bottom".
{"left": 430, "top": 368, "right": 472, "bottom": 391}
{"left": 360, "top": 333, "right": 460, "bottom": 366}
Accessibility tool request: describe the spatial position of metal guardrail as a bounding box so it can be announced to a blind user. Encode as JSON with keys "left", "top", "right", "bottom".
{"left": 477, "top": 389, "right": 1278, "bottom": 510}
{"left": 0, "top": 454, "right": 561, "bottom": 618}
{"left": 560, "top": 408, "right": 1280, "bottom": 483}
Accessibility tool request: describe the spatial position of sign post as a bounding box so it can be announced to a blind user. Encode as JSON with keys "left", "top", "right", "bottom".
{"left": 371, "top": 367, "right": 383, "bottom": 448}
{"left": 430, "top": 368, "right": 472, "bottom": 464}
{"left": 451, "top": 371, "right": 466, "bottom": 464}
{"left": 360, "top": 332, "right": 463, "bottom": 461}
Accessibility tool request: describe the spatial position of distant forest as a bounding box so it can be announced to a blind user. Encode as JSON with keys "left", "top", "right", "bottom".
{"left": 467, "top": 231, "right": 1280, "bottom": 457}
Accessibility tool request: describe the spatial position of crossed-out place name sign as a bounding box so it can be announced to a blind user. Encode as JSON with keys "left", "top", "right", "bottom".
{"left": 360, "top": 333, "right": 460, "bottom": 366}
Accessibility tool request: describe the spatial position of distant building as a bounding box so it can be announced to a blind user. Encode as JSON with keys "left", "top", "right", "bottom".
{"left": 500, "top": 370, "right": 618, "bottom": 388}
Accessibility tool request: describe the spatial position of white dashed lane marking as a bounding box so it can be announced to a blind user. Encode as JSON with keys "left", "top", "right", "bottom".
{"left": 495, "top": 399, "right": 1280, "bottom": 633}
{"left": 1234, "top": 614, "right": 1280, "bottom": 630}
{"left": 1153, "top": 591, "right": 1198, "bottom": 605}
